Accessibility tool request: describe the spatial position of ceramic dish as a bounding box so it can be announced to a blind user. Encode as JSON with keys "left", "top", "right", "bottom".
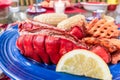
{"left": 80, "top": 2, "right": 108, "bottom": 12}
{"left": 0, "top": 25, "right": 120, "bottom": 80}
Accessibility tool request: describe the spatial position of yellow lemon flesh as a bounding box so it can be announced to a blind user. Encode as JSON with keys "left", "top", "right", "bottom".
{"left": 56, "top": 49, "right": 112, "bottom": 80}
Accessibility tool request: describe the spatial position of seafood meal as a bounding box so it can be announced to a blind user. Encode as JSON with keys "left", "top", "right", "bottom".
{"left": 11, "top": 13, "right": 120, "bottom": 80}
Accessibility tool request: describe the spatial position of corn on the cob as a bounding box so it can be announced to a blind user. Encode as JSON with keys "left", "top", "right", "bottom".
{"left": 33, "top": 13, "right": 68, "bottom": 26}
{"left": 57, "top": 14, "right": 86, "bottom": 30}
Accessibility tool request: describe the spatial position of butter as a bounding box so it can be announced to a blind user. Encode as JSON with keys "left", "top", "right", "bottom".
{"left": 107, "top": 0, "right": 118, "bottom": 4}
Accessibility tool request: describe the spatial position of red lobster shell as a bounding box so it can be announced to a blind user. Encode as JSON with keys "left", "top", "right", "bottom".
{"left": 16, "top": 20, "right": 87, "bottom": 64}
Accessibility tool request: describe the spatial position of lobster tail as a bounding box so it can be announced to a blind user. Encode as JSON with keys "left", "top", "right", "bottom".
{"left": 16, "top": 20, "right": 87, "bottom": 64}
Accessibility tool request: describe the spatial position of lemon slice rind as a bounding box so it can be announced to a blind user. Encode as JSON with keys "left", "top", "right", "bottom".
{"left": 56, "top": 49, "right": 112, "bottom": 80}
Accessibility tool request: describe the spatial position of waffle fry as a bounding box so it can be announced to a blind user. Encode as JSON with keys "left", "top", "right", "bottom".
{"left": 83, "top": 37, "right": 118, "bottom": 53}
{"left": 86, "top": 18, "right": 119, "bottom": 38}
{"left": 86, "top": 18, "right": 99, "bottom": 30}
{"left": 103, "top": 39, "right": 120, "bottom": 49}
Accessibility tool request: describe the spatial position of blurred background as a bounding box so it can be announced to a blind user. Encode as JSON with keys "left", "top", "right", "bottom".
{"left": 0, "top": 0, "right": 120, "bottom": 24}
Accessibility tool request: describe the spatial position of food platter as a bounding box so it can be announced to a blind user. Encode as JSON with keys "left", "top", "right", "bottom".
{"left": 26, "top": 8, "right": 46, "bottom": 14}
{"left": 0, "top": 25, "right": 120, "bottom": 80}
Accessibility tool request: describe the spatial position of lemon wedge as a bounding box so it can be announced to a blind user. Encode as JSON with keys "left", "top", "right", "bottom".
{"left": 56, "top": 49, "right": 112, "bottom": 80}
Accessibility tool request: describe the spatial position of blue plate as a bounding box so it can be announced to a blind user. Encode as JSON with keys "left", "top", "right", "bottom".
{"left": 0, "top": 25, "right": 120, "bottom": 80}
